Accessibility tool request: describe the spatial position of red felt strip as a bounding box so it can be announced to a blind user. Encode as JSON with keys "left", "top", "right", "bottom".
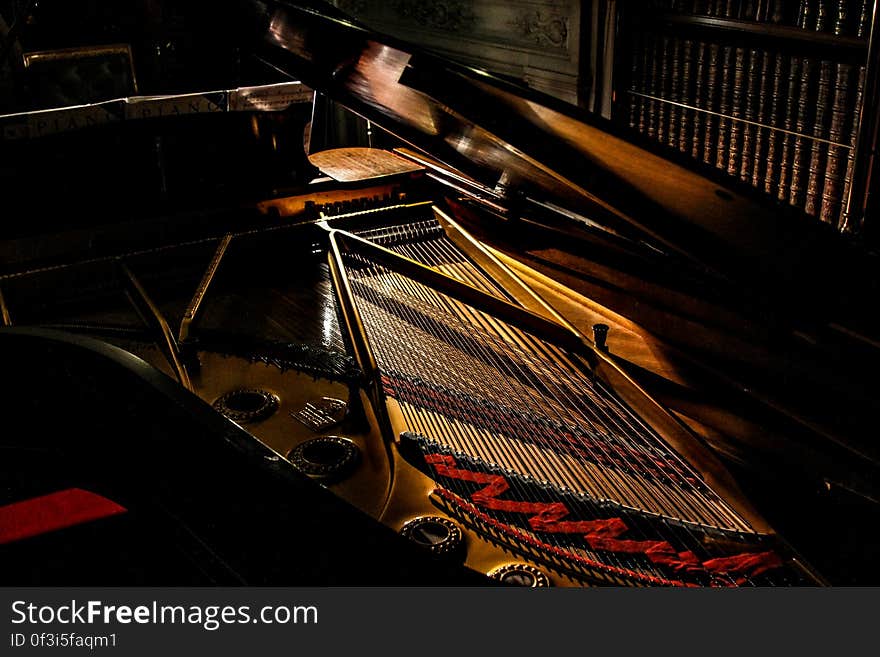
{"left": 644, "top": 542, "right": 704, "bottom": 573}
{"left": 426, "top": 453, "right": 784, "bottom": 585}
{"left": 0, "top": 488, "right": 127, "bottom": 545}
{"left": 702, "top": 550, "right": 784, "bottom": 579}
{"left": 434, "top": 487, "right": 695, "bottom": 587}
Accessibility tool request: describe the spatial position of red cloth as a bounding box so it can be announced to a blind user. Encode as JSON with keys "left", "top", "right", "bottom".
{"left": 644, "top": 542, "right": 703, "bottom": 574}
{"left": 426, "top": 453, "right": 784, "bottom": 584}
{"left": 434, "top": 487, "right": 693, "bottom": 587}
{"left": 702, "top": 550, "right": 784, "bottom": 582}
{"left": 0, "top": 488, "right": 127, "bottom": 545}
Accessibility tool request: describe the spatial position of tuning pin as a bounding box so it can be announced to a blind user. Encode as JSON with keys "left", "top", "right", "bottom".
{"left": 593, "top": 323, "right": 610, "bottom": 353}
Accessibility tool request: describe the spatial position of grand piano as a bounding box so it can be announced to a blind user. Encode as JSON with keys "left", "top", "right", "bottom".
{"left": 1, "top": 0, "right": 878, "bottom": 586}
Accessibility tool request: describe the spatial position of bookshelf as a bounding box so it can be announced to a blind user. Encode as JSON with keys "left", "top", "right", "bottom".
{"left": 615, "top": 0, "right": 877, "bottom": 237}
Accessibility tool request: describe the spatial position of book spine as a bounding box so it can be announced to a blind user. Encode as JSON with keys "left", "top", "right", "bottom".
{"left": 763, "top": 53, "right": 788, "bottom": 195}
{"left": 679, "top": 38, "right": 695, "bottom": 153}
{"left": 804, "top": 59, "right": 832, "bottom": 216}
{"left": 769, "top": 0, "right": 784, "bottom": 23}
{"left": 818, "top": 0, "right": 852, "bottom": 225}
{"left": 832, "top": 1, "right": 849, "bottom": 35}
{"left": 754, "top": 0, "right": 767, "bottom": 21}
{"left": 751, "top": 49, "right": 773, "bottom": 187}
{"left": 667, "top": 37, "right": 683, "bottom": 149}
{"left": 777, "top": 56, "right": 801, "bottom": 201}
{"left": 802, "top": 3, "right": 833, "bottom": 215}
{"left": 858, "top": 0, "right": 871, "bottom": 37}
{"left": 777, "top": 2, "right": 815, "bottom": 203}
{"left": 657, "top": 35, "right": 671, "bottom": 145}
{"left": 727, "top": 45, "right": 748, "bottom": 176}
{"left": 814, "top": 0, "right": 829, "bottom": 32}
{"left": 788, "top": 56, "right": 814, "bottom": 208}
{"left": 716, "top": 45, "right": 734, "bottom": 169}
{"left": 839, "top": 63, "right": 866, "bottom": 227}
{"left": 691, "top": 41, "right": 708, "bottom": 160}
{"left": 628, "top": 30, "right": 644, "bottom": 131}
{"left": 703, "top": 43, "right": 722, "bottom": 164}
{"left": 797, "top": 0, "right": 815, "bottom": 28}
{"left": 638, "top": 32, "right": 655, "bottom": 135}
{"left": 646, "top": 33, "right": 661, "bottom": 140}
{"left": 837, "top": 1, "right": 870, "bottom": 227}
{"left": 740, "top": 48, "right": 762, "bottom": 183}
{"left": 819, "top": 62, "right": 851, "bottom": 226}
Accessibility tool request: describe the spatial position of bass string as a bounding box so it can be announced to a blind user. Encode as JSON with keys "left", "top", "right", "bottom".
{"left": 379, "top": 222, "right": 697, "bottom": 480}
{"left": 360, "top": 276, "right": 744, "bottom": 584}
{"left": 395, "top": 238, "right": 761, "bottom": 573}
{"left": 347, "top": 256, "right": 748, "bottom": 585}
{"left": 344, "top": 223, "right": 764, "bottom": 583}
{"left": 350, "top": 261, "right": 671, "bottom": 581}
{"left": 350, "top": 274, "right": 659, "bottom": 573}
{"left": 370, "top": 266, "right": 745, "bottom": 580}
{"left": 397, "top": 239, "right": 687, "bottom": 516}
{"left": 391, "top": 226, "right": 732, "bottom": 525}
{"left": 381, "top": 221, "right": 749, "bottom": 531}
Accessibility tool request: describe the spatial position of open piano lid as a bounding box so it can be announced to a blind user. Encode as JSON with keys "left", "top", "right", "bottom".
{"left": 246, "top": 0, "right": 878, "bottom": 342}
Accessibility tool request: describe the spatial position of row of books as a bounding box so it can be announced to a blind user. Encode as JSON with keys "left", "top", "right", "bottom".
{"left": 624, "top": 1, "right": 870, "bottom": 227}
{"left": 647, "top": 0, "right": 871, "bottom": 35}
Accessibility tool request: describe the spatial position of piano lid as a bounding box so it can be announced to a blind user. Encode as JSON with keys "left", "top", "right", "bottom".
{"left": 245, "top": 0, "right": 878, "bottom": 341}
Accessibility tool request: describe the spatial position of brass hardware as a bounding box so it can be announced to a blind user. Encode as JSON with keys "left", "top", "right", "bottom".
{"left": 399, "top": 516, "right": 463, "bottom": 557}
{"left": 488, "top": 564, "right": 551, "bottom": 587}
{"left": 213, "top": 388, "right": 280, "bottom": 424}
{"left": 288, "top": 436, "right": 360, "bottom": 481}
{"left": 291, "top": 397, "right": 348, "bottom": 432}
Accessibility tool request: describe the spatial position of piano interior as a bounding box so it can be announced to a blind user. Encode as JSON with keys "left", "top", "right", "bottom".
{"left": 1, "top": 0, "right": 879, "bottom": 587}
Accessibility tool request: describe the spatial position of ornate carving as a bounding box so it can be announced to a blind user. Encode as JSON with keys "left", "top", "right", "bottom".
{"left": 389, "top": 0, "right": 476, "bottom": 32}
{"left": 509, "top": 10, "right": 568, "bottom": 49}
